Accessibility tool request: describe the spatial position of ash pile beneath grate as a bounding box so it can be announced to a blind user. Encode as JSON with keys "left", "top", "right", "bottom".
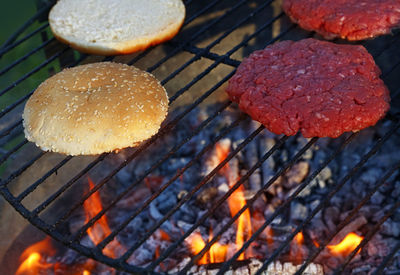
{"left": 59, "top": 104, "right": 400, "bottom": 274}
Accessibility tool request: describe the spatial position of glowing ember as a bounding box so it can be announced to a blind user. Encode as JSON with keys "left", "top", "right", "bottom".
{"left": 328, "top": 232, "right": 363, "bottom": 256}
{"left": 84, "top": 177, "right": 122, "bottom": 258}
{"left": 16, "top": 237, "right": 55, "bottom": 275}
{"left": 290, "top": 231, "right": 307, "bottom": 263}
{"left": 295, "top": 232, "right": 304, "bottom": 244}
{"left": 83, "top": 270, "right": 91, "bottom": 275}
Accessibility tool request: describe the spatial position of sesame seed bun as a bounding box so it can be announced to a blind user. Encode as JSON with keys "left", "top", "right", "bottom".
{"left": 48, "top": 0, "right": 185, "bottom": 55}
{"left": 23, "top": 62, "right": 168, "bottom": 155}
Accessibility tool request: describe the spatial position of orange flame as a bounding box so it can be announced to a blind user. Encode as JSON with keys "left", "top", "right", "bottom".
{"left": 328, "top": 232, "right": 363, "bottom": 256}
{"left": 187, "top": 232, "right": 208, "bottom": 265}
{"left": 208, "top": 229, "right": 228, "bottom": 263}
{"left": 84, "top": 177, "right": 122, "bottom": 258}
{"left": 290, "top": 231, "right": 306, "bottom": 263}
{"left": 295, "top": 232, "right": 304, "bottom": 244}
{"left": 216, "top": 142, "right": 253, "bottom": 260}
{"left": 227, "top": 185, "right": 252, "bottom": 260}
{"left": 187, "top": 231, "right": 228, "bottom": 264}
{"left": 16, "top": 237, "right": 55, "bottom": 275}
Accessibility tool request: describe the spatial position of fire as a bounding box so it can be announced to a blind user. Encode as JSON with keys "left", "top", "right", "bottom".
{"left": 15, "top": 237, "right": 55, "bottom": 275}
{"left": 215, "top": 142, "right": 253, "bottom": 260}
{"left": 328, "top": 232, "right": 364, "bottom": 256}
{"left": 187, "top": 231, "right": 228, "bottom": 264}
{"left": 188, "top": 232, "right": 208, "bottom": 265}
{"left": 290, "top": 231, "right": 307, "bottom": 263}
{"left": 227, "top": 184, "right": 252, "bottom": 260}
{"left": 295, "top": 232, "right": 304, "bottom": 244}
{"left": 186, "top": 142, "right": 255, "bottom": 264}
{"left": 84, "top": 177, "right": 122, "bottom": 258}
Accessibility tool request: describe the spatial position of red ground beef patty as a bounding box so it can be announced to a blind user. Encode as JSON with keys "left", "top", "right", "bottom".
{"left": 226, "top": 39, "right": 390, "bottom": 138}
{"left": 283, "top": 0, "right": 400, "bottom": 40}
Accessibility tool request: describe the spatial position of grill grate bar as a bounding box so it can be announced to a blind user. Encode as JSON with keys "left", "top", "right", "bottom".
{"left": 52, "top": 69, "right": 237, "bottom": 228}
{"left": 145, "top": 0, "right": 249, "bottom": 73}
{"left": 0, "top": 119, "right": 22, "bottom": 139}
{"left": 1, "top": 151, "right": 46, "bottom": 187}
{"left": 33, "top": 154, "right": 107, "bottom": 216}
{"left": 333, "top": 199, "right": 400, "bottom": 274}
{"left": 371, "top": 34, "right": 400, "bottom": 60}
{"left": 372, "top": 241, "right": 400, "bottom": 274}
{"left": 94, "top": 101, "right": 232, "bottom": 250}
{"left": 150, "top": 135, "right": 289, "bottom": 270}
{"left": 126, "top": 0, "right": 222, "bottom": 67}
{"left": 119, "top": 125, "right": 265, "bottom": 263}
{"left": 159, "top": 2, "right": 281, "bottom": 87}
{"left": 216, "top": 133, "right": 358, "bottom": 274}
{"left": 0, "top": 91, "right": 33, "bottom": 120}
{"left": 0, "top": 139, "right": 28, "bottom": 166}
{"left": 0, "top": 46, "right": 70, "bottom": 98}
{"left": 181, "top": 44, "right": 240, "bottom": 67}
{"left": 16, "top": 156, "right": 73, "bottom": 202}
{"left": 0, "top": 23, "right": 49, "bottom": 57}
{"left": 0, "top": 2, "right": 53, "bottom": 50}
{"left": 253, "top": 120, "right": 400, "bottom": 275}
{"left": 179, "top": 137, "right": 318, "bottom": 274}
{"left": 382, "top": 61, "right": 400, "bottom": 80}
{"left": 1, "top": 49, "right": 87, "bottom": 185}
{"left": 169, "top": 22, "right": 295, "bottom": 104}
{"left": 0, "top": 37, "right": 56, "bottom": 76}
{"left": 295, "top": 160, "right": 400, "bottom": 274}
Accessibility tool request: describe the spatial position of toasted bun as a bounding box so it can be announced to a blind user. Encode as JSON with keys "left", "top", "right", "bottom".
{"left": 48, "top": 0, "right": 185, "bottom": 55}
{"left": 23, "top": 62, "right": 168, "bottom": 155}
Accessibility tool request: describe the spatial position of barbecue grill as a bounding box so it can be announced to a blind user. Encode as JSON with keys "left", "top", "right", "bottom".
{"left": 1, "top": 0, "right": 400, "bottom": 274}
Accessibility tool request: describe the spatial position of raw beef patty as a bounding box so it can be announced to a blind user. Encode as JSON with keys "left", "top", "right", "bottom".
{"left": 283, "top": 0, "right": 400, "bottom": 40}
{"left": 226, "top": 39, "right": 390, "bottom": 138}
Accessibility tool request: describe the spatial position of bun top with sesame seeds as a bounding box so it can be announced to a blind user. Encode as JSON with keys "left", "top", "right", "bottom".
{"left": 23, "top": 62, "right": 168, "bottom": 155}
{"left": 48, "top": 0, "right": 185, "bottom": 55}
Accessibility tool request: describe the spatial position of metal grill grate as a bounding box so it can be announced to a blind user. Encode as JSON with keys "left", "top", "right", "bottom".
{"left": 1, "top": 0, "right": 400, "bottom": 274}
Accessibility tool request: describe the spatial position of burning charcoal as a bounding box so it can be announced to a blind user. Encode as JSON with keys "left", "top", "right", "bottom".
{"left": 266, "top": 177, "right": 283, "bottom": 197}
{"left": 290, "top": 200, "right": 308, "bottom": 221}
{"left": 366, "top": 235, "right": 391, "bottom": 257}
{"left": 381, "top": 218, "right": 400, "bottom": 237}
{"left": 265, "top": 261, "right": 324, "bottom": 275}
{"left": 115, "top": 187, "right": 151, "bottom": 209}
{"left": 283, "top": 161, "right": 309, "bottom": 189}
{"left": 371, "top": 191, "right": 385, "bottom": 205}
{"left": 197, "top": 187, "right": 218, "bottom": 204}
{"left": 323, "top": 206, "right": 340, "bottom": 232}
{"left": 171, "top": 258, "right": 323, "bottom": 275}
{"left": 157, "top": 192, "right": 178, "bottom": 214}
{"left": 329, "top": 216, "right": 367, "bottom": 246}
{"left": 258, "top": 136, "right": 276, "bottom": 182}
{"left": 318, "top": 167, "right": 332, "bottom": 182}
{"left": 150, "top": 202, "right": 164, "bottom": 220}
{"left": 244, "top": 138, "right": 262, "bottom": 192}
{"left": 177, "top": 204, "right": 197, "bottom": 224}
{"left": 177, "top": 190, "right": 189, "bottom": 200}
{"left": 218, "top": 183, "right": 230, "bottom": 193}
